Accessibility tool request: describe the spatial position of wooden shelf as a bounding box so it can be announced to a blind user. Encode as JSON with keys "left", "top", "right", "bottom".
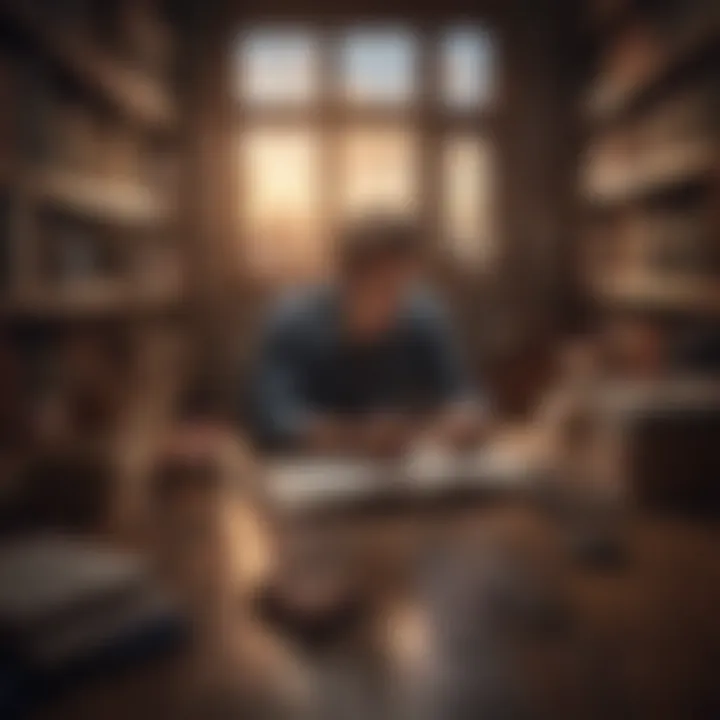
{"left": 35, "top": 167, "right": 169, "bottom": 226}
{"left": 594, "top": 275, "right": 720, "bottom": 315}
{"left": 586, "top": 22, "right": 720, "bottom": 128}
{"left": 2, "top": 283, "right": 182, "bottom": 320}
{"left": 585, "top": 145, "right": 716, "bottom": 207}
{"left": 0, "top": 1, "right": 176, "bottom": 131}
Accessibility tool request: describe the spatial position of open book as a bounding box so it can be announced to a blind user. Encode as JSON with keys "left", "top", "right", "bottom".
{"left": 265, "top": 441, "right": 549, "bottom": 515}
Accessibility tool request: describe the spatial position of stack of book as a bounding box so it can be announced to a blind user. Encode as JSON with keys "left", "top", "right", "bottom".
{"left": 0, "top": 533, "right": 186, "bottom": 713}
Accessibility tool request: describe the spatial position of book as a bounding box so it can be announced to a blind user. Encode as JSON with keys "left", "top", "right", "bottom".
{"left": 265, "top": 444, "right": 549, "bottom": 516}
{"left": 0, "top": 534, "right": 148, "bottom": 638}
{"left": 0, "top": 533, "right": 187, "bottom": 677}
{"left": 0, "top": 534, "right": 186, "bottom": 718}
{"left": 26, "top": 586, "right": 184, "bottom": 675}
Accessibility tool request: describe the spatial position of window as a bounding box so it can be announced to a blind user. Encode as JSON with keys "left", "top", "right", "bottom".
{"left": 339, "top": 128, "right": 419, "bottom": 221}
{"left": 441, "top": 27, "right": 495, "bottom": 109}
{"left": 234, "top": 23, "right": 498, "bottom": 281}
{"left": 236, "top": 29, "right": 319, "bottom": 106}
{"left": 341, "top": 28, "right": 417, "bottom": 105}
{"left": 443, "top": 137, "right": 495, "bottom": 266}
{"left": 240, "top": 129, "right": 323, "bottom": 277}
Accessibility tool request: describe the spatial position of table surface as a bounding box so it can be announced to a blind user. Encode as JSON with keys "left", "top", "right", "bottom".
{"left": 264, "top": 430, "right": 548, "bottom": 515}
{"left": 37, "top": 430, "right": 720, "bottom": 720}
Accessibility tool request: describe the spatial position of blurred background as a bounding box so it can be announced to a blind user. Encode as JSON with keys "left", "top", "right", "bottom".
{"left": 0, "top": 0, "right": 719, "bottom": 718}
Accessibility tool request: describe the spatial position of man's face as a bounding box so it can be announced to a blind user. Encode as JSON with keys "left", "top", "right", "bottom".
{"left": 344, "top": 256, "right": 421, "bottom": 341}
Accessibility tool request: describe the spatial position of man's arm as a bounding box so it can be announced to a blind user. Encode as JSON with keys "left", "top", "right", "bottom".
{"left": 252, "top": 302, "right": 320, "bottom": 450}
{"left": 416, "top": 299, "right": 489, "bottom": 447}
{"left": 253, "top": 301, "right": 376, "bottom": 453}
{"left": 253, "top": 303, "right": 417, "bottom": 455}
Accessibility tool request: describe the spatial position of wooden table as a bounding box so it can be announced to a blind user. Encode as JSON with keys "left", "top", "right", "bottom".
{"left": 37, "top": 431, "right": 720, "bottom": 720}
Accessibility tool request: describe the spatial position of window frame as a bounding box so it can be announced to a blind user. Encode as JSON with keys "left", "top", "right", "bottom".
{"left": 233, "top": 21, "right": 502, "bottom": 279}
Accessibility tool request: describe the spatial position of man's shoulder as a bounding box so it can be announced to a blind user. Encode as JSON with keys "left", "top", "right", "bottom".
{"left": 404, "top": 289, "right": 450, "bottom": 332}
{"left": 267, "top": 285, "right": 335, "bottom": 336}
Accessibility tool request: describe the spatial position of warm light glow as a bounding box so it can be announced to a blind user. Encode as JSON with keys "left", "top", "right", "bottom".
{"left": 339, "top": 128, "right": 419, "bottom": 220}
{"left": 443, "top": 137, "right": 494, "bottom": 266}
{"left": 241, "top": 129, "right": 323, "bottom": 278}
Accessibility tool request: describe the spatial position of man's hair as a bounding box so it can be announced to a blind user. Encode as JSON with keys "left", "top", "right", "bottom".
{"left": 338, "top": 215, "right": 422, "bottom": 275}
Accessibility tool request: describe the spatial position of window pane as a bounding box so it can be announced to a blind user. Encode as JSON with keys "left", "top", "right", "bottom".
{"left": 338, "top": 128, "right": 418, "bottom": 220}
{"left": 442, "top": 137, "right": 494, "bottom": 266}
{"left": 341, "top": 28, "right": 417, "bottom": 104}
{"left": 441, "top": 27, "right": 495, "bottom": 109}
{"left": 241, "top": 129, "right": 324, "bottom": 278}
{"left": 236, "top": 29, "right": 318, "bottom": 105}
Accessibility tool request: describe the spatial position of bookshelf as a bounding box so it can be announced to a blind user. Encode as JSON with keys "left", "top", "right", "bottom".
{"left": 592, "top": 275, "right": 720, "bottom": 315}
{"left": 586, "top": 21, "right": 720, "bottom": 128}
{"left": 1, "top": 283, "right": 181, "bottom": 320}
{"left": 36, "top": 167, "right": 169, "bottom": 227}
{"left": 0, "top": 1, "right": 176, "bottom": 130}
{"left": 584, "top": 141, "right": 715, "bottom": 206}
{"left": 0, "top": 0, "right": 185, "bottom": 513}
{"left": 580, "top": 0, "right": 720, "bottom": 318}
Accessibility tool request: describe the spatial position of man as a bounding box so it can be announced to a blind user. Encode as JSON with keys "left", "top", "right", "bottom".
{"left": 251, "top": 216, "right": 486, "bottom": 455}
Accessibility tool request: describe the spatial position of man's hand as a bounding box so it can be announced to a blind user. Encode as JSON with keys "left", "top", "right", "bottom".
{"left": 304, "top": 413, "right": 417, "bottom": 456}
{"left": 357, "top": 412, "right": 418, "bottom": 457}
{"left": 304, "top": 417, "right": 354, "bottom": 454}
{"left": 303, "top": 407, "right": 486, "bottom": 457}
{"left": 426, "top": 403, "right": 487, "bottom": 451}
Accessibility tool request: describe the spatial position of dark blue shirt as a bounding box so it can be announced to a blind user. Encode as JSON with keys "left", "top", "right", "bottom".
{"left": 251, "top": 286, "right": 475, "bottom": 448}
